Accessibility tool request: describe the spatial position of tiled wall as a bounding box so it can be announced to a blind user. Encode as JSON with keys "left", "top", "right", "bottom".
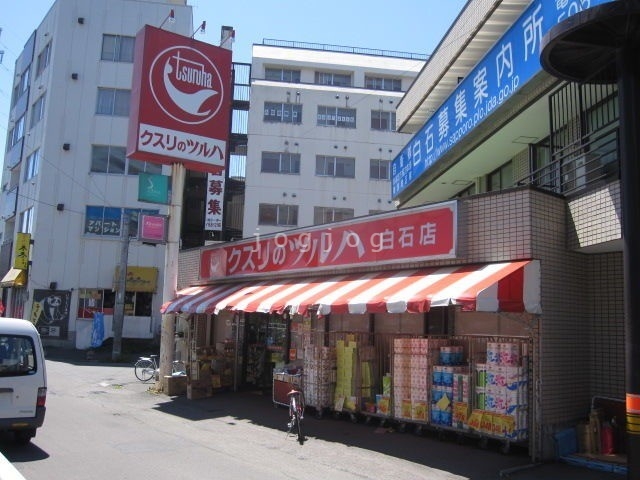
{"left": 458, "top": 188, "right": 533, "bottom": 263}
{"left": 456, "top": 186, "right": 623, "bottom": 457}
{"left": 567, "top": 181, "right": 621, "bottom": 250}
{"left": 177, "top": 248, "right": 200, "bottom": 290}
{"left": 587, "top": 252, "right": 624, "bottom": 399}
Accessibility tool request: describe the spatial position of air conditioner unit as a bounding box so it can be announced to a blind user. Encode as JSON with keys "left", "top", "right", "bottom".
{"left": 562, "top": 154, "right": 590, "bottom": 192}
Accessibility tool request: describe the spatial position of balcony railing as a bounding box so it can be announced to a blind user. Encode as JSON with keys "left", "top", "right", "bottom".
{"left": 261, "top": 39, "right": 429, "bottom": 61}
{"left": 516, "top": 127, "right": 619, "bottom": 197}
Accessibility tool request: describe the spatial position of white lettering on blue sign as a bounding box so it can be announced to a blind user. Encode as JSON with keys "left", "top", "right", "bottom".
{"left": 523, "top": 4, "right": 544, "bottom": 62}
{"left": 391, "top": 0, "right": 615, "bottom": 199}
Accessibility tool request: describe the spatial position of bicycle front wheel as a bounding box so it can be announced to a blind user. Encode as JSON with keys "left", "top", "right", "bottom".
{"left": 134, "top": 359, "right": 155, "bottom": 382}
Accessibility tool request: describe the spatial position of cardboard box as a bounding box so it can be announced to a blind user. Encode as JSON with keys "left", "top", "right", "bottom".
{"left": 165, "top": 375, "right": 187, "bottom": 396}
{"left": 187, "top": 381, "right": 213, "bottom": 400}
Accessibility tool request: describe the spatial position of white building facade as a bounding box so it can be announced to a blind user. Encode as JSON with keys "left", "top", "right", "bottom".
{"left": 1, "top": 0, "right": 193, "bottom": 348}
{"left": 242, "top": 42, "right": 426, "bottom": 238}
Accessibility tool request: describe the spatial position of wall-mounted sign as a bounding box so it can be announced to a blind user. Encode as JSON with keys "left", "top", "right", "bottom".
{"left": 126, "top": 25, "right": 232, "bottom": 174}
{"left": 138, "top": 173, "right": 170, "bottom": 204}
{"left": 391, "top": 0, "right": 616, "bottom": 198}
{"left": 14, "top": 232, "right": 30, "bottom": 270}
{"left": 204, "top": 171, "right": 225, "bottom": 231}
{"left": 114, "top": 266, "right": 159, "bottom": 293}
{"left": 200, "top": 201, "right": 457, "bottom": 280}
{"left": 31, "top": 289, "right": 70, "bottom": 339}
{"left": 138, "top": 214, "right": 168, "bottom": 244}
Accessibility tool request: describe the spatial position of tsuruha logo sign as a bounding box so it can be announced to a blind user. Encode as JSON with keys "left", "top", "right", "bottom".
{"left": 127, "top": 25, "right": 232, "bottom": 173}
{"left": 150, "top": 47, "right": 225, "bottom": 125}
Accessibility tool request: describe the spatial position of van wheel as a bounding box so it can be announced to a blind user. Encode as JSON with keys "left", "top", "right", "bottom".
{"left": 14, "top": 429, "right": 35, "bottom": 445}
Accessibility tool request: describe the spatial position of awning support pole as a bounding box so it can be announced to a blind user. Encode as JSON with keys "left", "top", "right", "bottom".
{"left": 233, "top": 311, "right": 240, "bottom": 392}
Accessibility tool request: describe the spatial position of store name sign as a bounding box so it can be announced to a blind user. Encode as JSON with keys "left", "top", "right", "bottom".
{"left": 200, "top": 201, "right": 457, "bottom": 280}
{"left": 126, "top": 25, "right": 232, "bottom": 174}
{"left": 391, "top": 0, "right": 616, "bottom": 198}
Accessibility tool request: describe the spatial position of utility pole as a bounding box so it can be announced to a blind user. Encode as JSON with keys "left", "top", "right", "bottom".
{"left": 158, "top": 164, "right": 185, "bottom": 390}
{"left": 112, "top": 212, "right": 130, "bottom": 361}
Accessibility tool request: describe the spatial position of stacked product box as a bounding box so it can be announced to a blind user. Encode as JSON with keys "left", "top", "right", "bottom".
{"left": 471, "top": 342, "right": 528, "bottom": 440}
{"left": 303, "top": 345, "right": 336, "bottom": 410}
{"left": 375, "top": 373, "right": 392, "bottom": 416}
{"left": 359, "top": 344, "right": 376, "bottom": 407}
{"left": 452, "top": 371, "right": 471, "bottom": 429}
{"left": 410, "top": 345, "right": 428, "bottom": 421}
{"left": 335, "top": 339, "right": 359, "bottom": 411}
{"left": 392, "top": 337, "right": 450, "bottom": 422}
{"left": 431, "top": 344, "right": 468, "bottom": 427}
{"left": 392, "top": 338, "right": 411, "bottom": 419}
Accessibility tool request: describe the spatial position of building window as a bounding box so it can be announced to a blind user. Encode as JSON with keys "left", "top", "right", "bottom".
{"left": 365, "top": 76, "right": 402, "bottom": 91}
{"left": 91, "top": 146, "right": 126, "bottom": 174}
{"left": 265, "top": 68, "right": 301, "bottom": 83}
{"left": 263, "top": 102, "right": 302, "bottom": 124}
{"left": 7, "top": 115, "right": 25, "bottom": 150}
{"left": 20, "top": 207, "right": 34, "bottom": 234}
{"left": 77, "top": 289, "right": 151, "bottom": 318}
{"left": 317, "top": 106, "right": 356, "bottom": 128}
{"left": 261, "top": 152, "right": 301, "bottom": 174}
{"left": 91, "top": 146, "right": 161, "bottom": 175}
{"left": 91, "top": 145, "right": 162, "bottom": 175}
{"left": 36, "top": 42, "right": 52, "bottom": 77}
{"left": 127, "top": 158, "right": 162, "bottom": 176}
{"left": 370, "top": 159, "right": 390, "bottom": 180}
{"left": 315, "top": 155, "right": 355, "bottom": 178}
{"left": 12, "top": 67, "right": 30, "bottom": 107}
{"left": 371, "top": 110, "right": 396, "bottom": 131}
{"left": 101, "top": 34, "right": 135, "bottom": 62}
{"left": 313, "top": 206, "right": 354, "bottom": 224}
{"left": 24, "top": 149, "right": 40, "bottom": 182}
{"left": 454, "top": 184, "right": 476, "bottom": 198}
{"left": 84, "top": 206, "right": 158, "bottom": 237}
{"left": 258, "top": 204, "right": 298, "bottom": 227}
{"left": 314, "top": 71, "right": 351, "bottom": 87}
{"left": 487, "top": 161, "right": 513, "bottom": 192}
{"left": 30, "top": 95, "right": 46, "bottom": 128}
{"left": 96, "top": 88, "right": 131, "bottom": 116}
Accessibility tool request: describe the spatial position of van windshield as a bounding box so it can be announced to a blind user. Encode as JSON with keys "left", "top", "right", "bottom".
{"left": 0, "top": 335, "right": 37, "bottom": 376}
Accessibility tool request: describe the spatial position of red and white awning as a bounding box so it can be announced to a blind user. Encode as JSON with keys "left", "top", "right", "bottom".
{"left": 161, "top": 260, "right": 541, "bottom": 316}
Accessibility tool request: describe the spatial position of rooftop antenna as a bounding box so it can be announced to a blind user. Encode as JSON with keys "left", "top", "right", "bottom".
{"left": 0, "top": 28, "right": 4, "bottom": 64}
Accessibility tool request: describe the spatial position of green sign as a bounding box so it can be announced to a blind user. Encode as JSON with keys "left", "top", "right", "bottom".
{"left": 138, "top": 173, "right": 169, "bottom": 204}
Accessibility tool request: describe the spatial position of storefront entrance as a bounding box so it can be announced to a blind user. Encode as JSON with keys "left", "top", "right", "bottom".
{"left": 239, "top": 312, "right": 289, "bottom": 390}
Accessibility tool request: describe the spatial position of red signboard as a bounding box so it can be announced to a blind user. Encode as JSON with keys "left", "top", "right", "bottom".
{"left": 127, "top": 25, "right": 232, "bottom": 173}
{"left": 200, "top": 201, "right": 457, "bottom": 280}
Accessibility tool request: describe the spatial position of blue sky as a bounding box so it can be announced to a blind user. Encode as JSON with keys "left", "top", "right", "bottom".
{"left": 0, "top": 0, "right": 467, "bottom": 156}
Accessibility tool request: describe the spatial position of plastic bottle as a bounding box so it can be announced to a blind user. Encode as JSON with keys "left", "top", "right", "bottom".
{"left": 601, "top": 420, "right": 615, "bottom": 454}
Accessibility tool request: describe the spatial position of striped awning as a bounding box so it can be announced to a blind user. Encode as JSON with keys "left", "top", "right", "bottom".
{"left": 161, "top": 260, "right": 541, "bottom": 316}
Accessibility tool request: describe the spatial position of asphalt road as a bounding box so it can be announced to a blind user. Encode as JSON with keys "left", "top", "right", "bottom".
{"left": 0, "top": 354, "right": 625, "bottom": 480}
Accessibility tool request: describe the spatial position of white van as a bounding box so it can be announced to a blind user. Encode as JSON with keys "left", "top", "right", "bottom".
{"left": 0, "top": 318, "right": 47, "bottom": 444}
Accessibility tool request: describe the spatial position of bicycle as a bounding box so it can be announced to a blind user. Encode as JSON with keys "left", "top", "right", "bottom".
{"left": 134, "top": 354, "right": 186, "bottom": 382}
{"left": 286, "top": 388, "right": 305, "bottom": 445}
